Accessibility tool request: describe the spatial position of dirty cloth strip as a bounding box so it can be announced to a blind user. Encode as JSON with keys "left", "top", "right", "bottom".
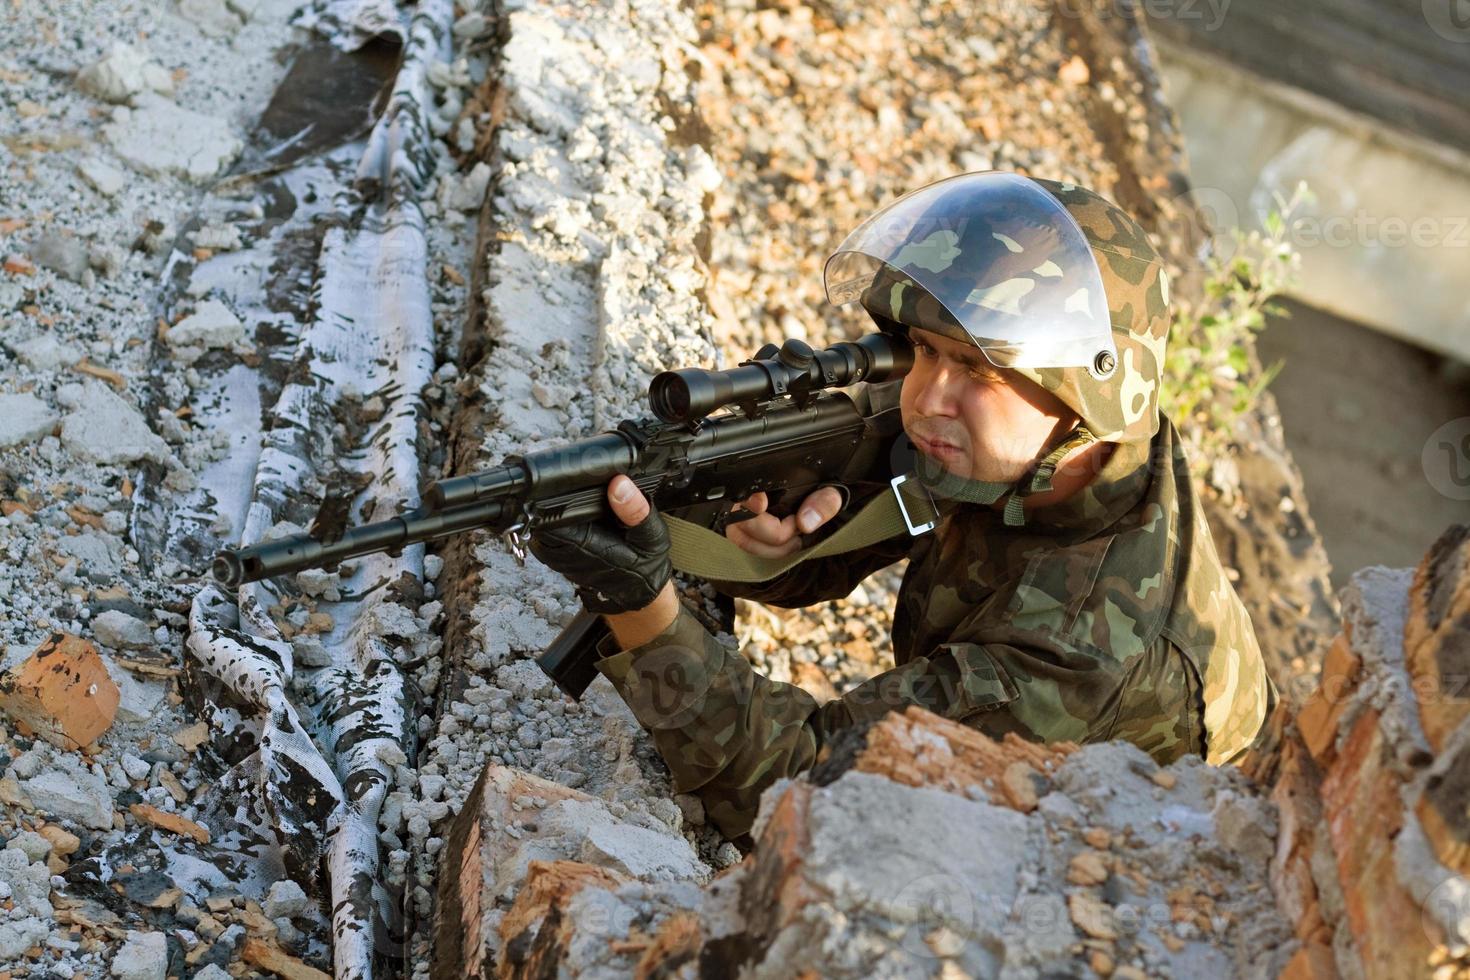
{"left": 186, "top": 1, "right": 449, "bottom": 978}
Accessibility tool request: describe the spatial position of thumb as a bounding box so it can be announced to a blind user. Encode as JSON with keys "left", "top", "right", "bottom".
{"left": 608, "top": 475, "right": 650, "bottom": 526}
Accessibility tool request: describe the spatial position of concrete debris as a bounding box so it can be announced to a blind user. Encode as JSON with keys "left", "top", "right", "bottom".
{"left": 436, "top": 161, "right": 491, "bottom": 212}
{"left": 130, "top": 803, "right": 211, "bottom": 844}
{"left": 8, "top": 333, "right": 81, "bottom": 371}
{"left": 0, "top": 634, "right": 119, "bottom": 751}
{"left": 57, "top": 382, "right": 172, "bottom": 465}
{"left": 188, "top": 222, "right": 244, "bottom": 252}
{"left": 452, "top": 12, "right": 493, "bottom": 39}
{"left": 0, "top": 848, "right": 54, "bottom": 918}
{"left": 31, "top": 231, "right": 91, "bottom": 283}
{"left": 166, "top": 299, "right": 246, "bottom": 355}
{"left": 103, "top": 654, "right": 169, "bottom": 724}
{"left": 241, "top": 937, "right": 331, "bottom": 980}
{"left": 0, "top": 393, "right": 58, "bottom": 448}
{"left": 435, "top": 709, "right": 1293, "bottom": 976}
{"left": 177, "top": 0, "right": 244, "bottom": 37}
{"left": 76, "top": 43, "right": 174, "bottom": 103}
{"left": 6, "top": 830, "right": 53, "bottom": 863}
{"left": 110, "top": 930, "right": 167, "bottom": 980}
{"left": 102, "top": 95, "right": 241, "bottom": 182}
{"left": 264, "top": 879, "right": 311, "bottom": 920}
{"left": 0, "top": 918, "right": 51, "bottom": 961}
{"left": 92, "top": 610, "right": 154, "bottom": 650}
{"left": 20, "top": 763, "right": 115, "bottom": 830}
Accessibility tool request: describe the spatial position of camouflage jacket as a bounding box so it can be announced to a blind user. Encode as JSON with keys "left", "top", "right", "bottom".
{"left": 593, "top": 412, "right": 1274, "bottom": 840}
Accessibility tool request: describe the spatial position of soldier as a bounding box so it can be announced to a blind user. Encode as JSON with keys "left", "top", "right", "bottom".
{"left": 530, "top": 171, "right": 1275, "bottom": 842}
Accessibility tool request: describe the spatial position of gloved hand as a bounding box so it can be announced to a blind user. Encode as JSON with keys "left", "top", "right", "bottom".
{"left": 529, "top": 475, "right": 672, "bottom": 615}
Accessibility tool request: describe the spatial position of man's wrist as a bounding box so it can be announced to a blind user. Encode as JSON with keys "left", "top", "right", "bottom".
{"left": 603, "top": 580, "right": 679, "bottom": 649}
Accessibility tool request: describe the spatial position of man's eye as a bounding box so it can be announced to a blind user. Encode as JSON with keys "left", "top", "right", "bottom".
{"left": 914, "top": 342, "right": 936, "bottom": 357}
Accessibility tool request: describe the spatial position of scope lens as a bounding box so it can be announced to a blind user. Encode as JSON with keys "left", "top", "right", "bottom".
{"left": 650, "top": 374, "right": 692, "bottom": 422}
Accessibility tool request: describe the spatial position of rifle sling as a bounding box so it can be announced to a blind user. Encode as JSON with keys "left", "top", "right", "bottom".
{"left": 662, "top": 475, "right": 939, "bottom": 583}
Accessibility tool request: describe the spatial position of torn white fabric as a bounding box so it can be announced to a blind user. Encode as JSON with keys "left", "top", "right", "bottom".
{"left": 186, "top": 1, "right": 451, "bottom": 978}
{"left": 290, "top": 0, "right": 407, "bottom": 51}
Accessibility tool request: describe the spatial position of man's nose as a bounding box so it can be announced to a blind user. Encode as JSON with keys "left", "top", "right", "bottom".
{"left": 912, "top": 362, "right": 961, "bottom": 417}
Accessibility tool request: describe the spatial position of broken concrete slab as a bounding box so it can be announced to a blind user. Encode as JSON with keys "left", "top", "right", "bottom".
{"left": 0, "top": 848, "right": 54, "bottom": 919}
{"left": 432, "top": 764, "right": 707, "bottom": 976}
{"left": 0, "top": 393, "right": 58, "bottom": 448}
{"left": 102, "top": 95, "right": 242, "bottom": 182}
{"left": 57, "top": 381, "right": 172, "bottom": 465}
{"left": 20, "top": 766, "right": 114, "bottom": 830}
{"left": 0, "top": 918, "right": 51, "bottom": 960}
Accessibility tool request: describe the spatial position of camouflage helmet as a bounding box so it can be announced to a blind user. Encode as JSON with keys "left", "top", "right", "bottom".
{"left": 826, "top": 172, "right": 1170, "bottom": 445}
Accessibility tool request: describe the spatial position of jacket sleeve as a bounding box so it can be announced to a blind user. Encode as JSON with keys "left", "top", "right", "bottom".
{"left": 594, "top": 602, "right": 1032, "bottom": 839}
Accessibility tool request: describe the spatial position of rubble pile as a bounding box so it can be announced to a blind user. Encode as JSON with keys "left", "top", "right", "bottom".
{"left": 431, "top": 705, "right": 1296, "bottom": 977}
{"left": 1272, "top": 524, "right": 1470, "bottom": 978}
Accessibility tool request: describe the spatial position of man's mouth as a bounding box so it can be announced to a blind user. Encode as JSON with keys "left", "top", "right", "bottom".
{"left": 912, "top": 432, "right": 963, "bottom": 459}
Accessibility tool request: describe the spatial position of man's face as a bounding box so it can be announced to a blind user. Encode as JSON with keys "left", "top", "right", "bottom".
{"left": 899, "top": 327, "right": 1078, "bottom": 484}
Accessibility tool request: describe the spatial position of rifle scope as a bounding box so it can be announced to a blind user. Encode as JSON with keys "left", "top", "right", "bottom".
{"left": 648, "top": 332, "right": 911, "bottom": 424}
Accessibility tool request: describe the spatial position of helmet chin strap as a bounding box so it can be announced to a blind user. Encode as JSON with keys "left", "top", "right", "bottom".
{"left": 913, "top": 425, "right": 1098, "bottom": 527}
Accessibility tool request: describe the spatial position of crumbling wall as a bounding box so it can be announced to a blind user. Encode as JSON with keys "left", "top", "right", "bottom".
{"left": 416, "top": 0, "right": 731, "bottom": 972}
{"left": 1273, "top": 524, "right": 1470, "bottom": 979}
{"left": 434, "top": 706, "right": 1297, "bottom": 977}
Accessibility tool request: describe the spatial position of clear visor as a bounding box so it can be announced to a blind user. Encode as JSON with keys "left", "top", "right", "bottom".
{"left": 824, "top": 171, "right": 1115, "bottom": 372}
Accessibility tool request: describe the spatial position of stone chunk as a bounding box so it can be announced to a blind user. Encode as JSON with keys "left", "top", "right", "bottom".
{"left": 1295, "top": 632, "right": 1359, "bottom": 765}
{"left": 21, "top": 766, "right": 114, "bottom": 830}
{"left": 263, "top": 879, "right": 310, "bottom": 920}
{"left": 0, "top": 634, "right": 119, "bottom": 751}
{"left": 77, "top": 43, "right": 172, "bottom": 103}
{"left": 9, "top": 333, "right": 83, "bottom": 371}
{"left": 31, "top": 231, "right": 91, "bottom": 282}
{"left": 130, "top": 803, "right": 210, "bottom": 844}
{"left": 841, "top": 705, "right": 1076, "bottom": 811}
{"left": 497, "top": 860, "right": 627, "bottom": 967}
{"left": 0, "top": 848, "right": 53, "bottom": 918}
{"left": 241, "top": 938, "right": 330, "bottom": 980}
{"left": 58, "top": 382, "right": 171, "bottom": 465}
{"left": 111, "top": 930, "right": 167, "bottom": 980}
{"left": 78, "top": 157, "right": 128, "bottom": 197}
{"left": 5, "top": 831, "right": 51, "bottom": 863}
{"left": 166, "top": 299, "right": 245, "bottom": 353}
{"left": 93, "top": 610, "right": 154, "bottom": 650}
{"left": 104, "top": 654, "right": 169, "bottom": 723}
{"left": 0, "top": 918, "right": 50, "bottom": 960}
{"left": 177, "top": 0, "right": 244, "bottom": 37}
{"left": 431, "top": 764, "right": 706, "bottom": 976}
{"left": 102, "top": 95, "right": 241, "bottom": 182}
{"left": 0, "top": 393, "right": 58, "bottom": 448}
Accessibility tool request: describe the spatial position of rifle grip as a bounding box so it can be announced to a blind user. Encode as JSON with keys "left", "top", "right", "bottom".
{"left": 537, "top": 608, "right": 610, "bottom": 701}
